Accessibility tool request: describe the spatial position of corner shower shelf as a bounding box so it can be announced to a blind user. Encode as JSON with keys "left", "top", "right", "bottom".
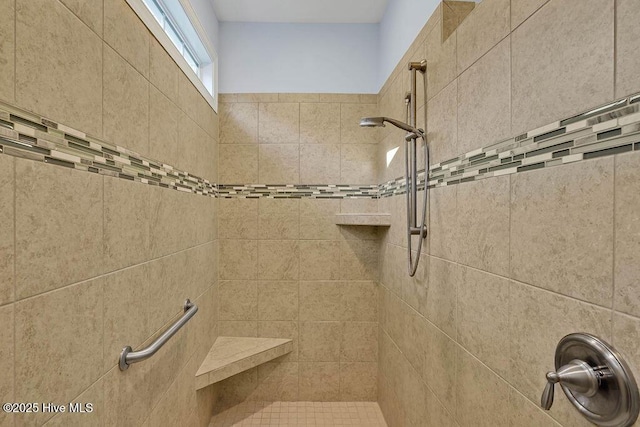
{"left": 195, "top": 336, "right": 293, "bottom": 390}
{"left": 334, "top": 213, "right": 391, "bottom": 226}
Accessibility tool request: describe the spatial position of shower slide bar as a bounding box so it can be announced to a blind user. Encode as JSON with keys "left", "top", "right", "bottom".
{"left": 119, "top": 299, "right": 198, "bottom": 371}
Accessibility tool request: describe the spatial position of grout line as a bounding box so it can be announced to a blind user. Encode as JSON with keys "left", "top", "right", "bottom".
{"left": 611, "top": 154, "right": 617, "bottom": 337}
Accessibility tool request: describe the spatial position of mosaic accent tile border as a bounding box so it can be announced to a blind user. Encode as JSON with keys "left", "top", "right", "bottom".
{"left": 1, "top": 92, "right": 640, "bottom": 200}
{"left": 379, "top": 92, "right": 640, "bottom": 197}
{"left": 0, "top": 101, "right": 217, "bottom": 197}
{"left": 217, "top": 184, "right": 379, "bottom": 199}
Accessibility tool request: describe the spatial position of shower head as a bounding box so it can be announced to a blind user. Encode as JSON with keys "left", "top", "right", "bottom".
{"left": 360, "top": 116, "right": 423, "bottom": 136}
{"left": 359, "top": 117, "right": 386, "bottom": 128}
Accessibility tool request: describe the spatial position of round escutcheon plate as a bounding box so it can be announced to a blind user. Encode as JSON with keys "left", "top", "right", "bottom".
{"left": 555, "top": 333, "right": 639, "bottom": 427}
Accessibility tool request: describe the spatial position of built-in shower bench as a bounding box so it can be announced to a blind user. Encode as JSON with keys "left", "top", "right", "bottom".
{"left": 334, "top": 213, "right": 391, "bottom": 226}
{"left": 195, "top": 336, "right": 293, "bottom": 390}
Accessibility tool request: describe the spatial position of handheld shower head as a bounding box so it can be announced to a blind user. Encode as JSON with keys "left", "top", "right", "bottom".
{"left": 360, "top": 116, "right": 423, "bottom": 136}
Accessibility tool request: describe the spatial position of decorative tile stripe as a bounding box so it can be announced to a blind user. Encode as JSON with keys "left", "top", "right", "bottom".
{"left": 0, "top": 101, "right": 217, "bottom": 197}
{"left": 379, "top": 92, "right": 640, "bottom": 197}
{"left": 217, "top": 184, "right": 379, "bottom": 199}
{"left": 2, "top": 92, "right": 640, "bottom": 201}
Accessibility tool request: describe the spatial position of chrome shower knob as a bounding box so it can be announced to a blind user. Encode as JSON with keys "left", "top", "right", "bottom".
{"left": 541, "top": 359, "right": 599, "bottom": 410}
{"left": 540, "top": 333, "right": 639, "bottom": 427}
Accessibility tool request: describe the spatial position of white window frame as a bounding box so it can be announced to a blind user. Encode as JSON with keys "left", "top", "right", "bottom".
{"left": 127, "top": 0, "right": 219, "bottom": 112}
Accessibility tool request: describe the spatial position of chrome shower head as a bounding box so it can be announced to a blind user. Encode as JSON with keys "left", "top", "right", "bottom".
{"left": 360, "top": 116, "right": 423, "bottom": 136}
{"left": 359, "top": 117, "right": 386, "bottom": 128}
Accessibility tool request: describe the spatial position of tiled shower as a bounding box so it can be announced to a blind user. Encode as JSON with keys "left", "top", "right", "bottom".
{"left": 0, "top": 0, "right": 639, "bottom": 426}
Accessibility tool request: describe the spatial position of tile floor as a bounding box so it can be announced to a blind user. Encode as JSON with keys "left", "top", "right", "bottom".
{"left": 209, "top": 401, "right": 388, "bottom": 426}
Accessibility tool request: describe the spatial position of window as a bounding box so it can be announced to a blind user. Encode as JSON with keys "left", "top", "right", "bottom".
{"left": 127, "top": 0, "right": 218, "bottom": 111}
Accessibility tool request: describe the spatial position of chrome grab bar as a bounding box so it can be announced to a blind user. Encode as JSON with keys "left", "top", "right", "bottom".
{"left": 119, "top": 299, "right": 198, "bottom": 371}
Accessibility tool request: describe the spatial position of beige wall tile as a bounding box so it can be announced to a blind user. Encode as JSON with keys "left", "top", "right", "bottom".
{"left": 340, "top": 240, "right": 379, "bottom": 281}
{"left": 177, "top": 72, "right": 200, "bottom": 125}
{"left": 508, "top": 281, "right": 611, "bottom": 421}
{"left": 340, "top": 322, "right": 377, "bottom": 362}
{"left": 279, "top": 93, "right": 320, "bottom": 103}
{"left": 429, "top": 185, "right": 458, "bottom": 261}
{"left": 103, "top": 45, "right": 149, "bottom": 156}
{"left": 219, "top": 240, "right": 258, "bottom": 280}
{"left": 220, "top": 102, "right": 258, "bottom": 144}
{"left": 424, "top": 257, "right": 459, "bottom": 337}
{"left": 300, "top": 103, "right": 340, "bottom": 144}
{"left": 299, "top": 240, "right": 341, "bottom": 280}
{"left": 339, "top": 362, "right": 377, "bottom": 400}
{"left": 615, "top": 152, "right": 640, "bottom": 317}
{"left": 15, "top": 160, "right": 103, "bottom": 299}
{"left": 103, "top": 265, "right": 149, "bottom": 372}
{"left": 424, "top": 321, "right": 457, "bottom": 413}
{"left": 0, "top": 0, "right": 14, "bottom": 103}
{"left": 508, "top": 387, "right": 561, "bottom": 427}
{"left": 511, "top": 0, "right": 614, "bottom": 134}
{"left": 149, "top": 37, "right": 178, "bottom": 103}
{"left": 455, "top": 347, "right": 511, "bottom": 427}
{"left": 0, "top": 305, "right": 13, "bottom": 427}
{"left": 340, "top": 144, "right": 378, "bottom": 184}
{"left": 300, "top": 281, "right": 342, "bottom": 321}
{"left": 0, "top": 156, "right": 13, "bottom": 306}
{"left": 218, "top": 198, "right": 258, "bottom": 239}
{"left": 47, "top": 376, "right": 104, "bottom": 427}
{"left": 259, "top": 144, "right": 299, "bottom": 183}
{"left": 511, "top": 158, "right": 614, "bottom": 305}
{"left": 457, "top": 37, "right": 511, "bottom": 154}
{"left": 612, "top": 313, "right": 640, "bottom": 385}
{"left": 104, "top": 363, "right": 152, "bottom": 425}
{"left": 104, "top": 0, "right": 149, "bottom": 77}
{"left": 457, "top": 266, "right": 510, "bottom": 376}
{"left": 300, "top": 144, "right": 341, "bottom": 183}
{"left": 258, "top": 320, "right": 299, "bottom": 360}
{"left": 219, "top": 145, "right": 258, "bottom": 183}
{"left": 16, "top": 0, "right": 102, "bottom": 136}
{"left": 340, "top": 104, "right": 379, "bottom": 144}
{"left": 616, "top": 0, "right": 640, "bottom": 98}
{"left": 254, "top": 361, "right": 299, "bottom": 401}
{"left": 219, "top": 321, "right": 257, "bottom": 337}
{"left": 258, "top": 240, "right": 299, "bottom": 280}
{"left": 237, "top": 93, "right": 279, "bottom": 103}
{"left": 103, "top": 177, "right": 149, "bottom": 273}
{"left": 258, "top": 199, "right": 299, "bottom": 240}
{"left": 15, "top": 278, "right": 103, "bottom": 424}
{"left": 299, "top": 362, "right": 340, "bottom": 401}
{"left": 456, "top": 0, "right": 510, "bottom": 74}
{"left": 147, "top": 251, "right": 188, "bottom": 334}
{"left": 219, "top": 280, "right": 257, "bottom": 320}
{"left": 300, "top": 321, "right": 341, "bottom": 361}
{"left": 60, "top": 0, "right": 103, "bottom": 35}
{"left": 342, "top": 281, "right": 378, "bottom": 322}
{"left": 511, "top": 0, "right": 548, "bottom": 30}
{"left": 148, "top": 187, "right": 187, "bottom": 258}
{"left": 456, "top": 175, "right": 510, "bottom": 276}
{"left": 177, "top": 111, "right": 206, "bottom": 176}
{"left": 426, "top": 22, "right": 457, "bottom": 100}
{"left": 257, "top": 281, "right": 298, "bottom": 321}
{"left": 258, "top": 103, "right": 299, "bottom": 143}
{"left": 427, "top": 80, "right": 458, "bottom": 165}
{"left": 149, "top": 85, "right": 178, "bottom": 166}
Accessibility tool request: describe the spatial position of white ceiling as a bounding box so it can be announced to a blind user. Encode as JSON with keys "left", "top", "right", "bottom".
{"left": 212, "top": 0, "right": 390, "bottom": 24}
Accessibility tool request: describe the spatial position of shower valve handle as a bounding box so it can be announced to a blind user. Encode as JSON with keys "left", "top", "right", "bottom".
{"left": 541, "top": 359, "right": 599, "bottom": 410}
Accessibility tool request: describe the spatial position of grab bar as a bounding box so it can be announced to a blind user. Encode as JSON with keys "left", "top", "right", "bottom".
{"left": 119, "top": 299, "right": 198, "bottom": 370}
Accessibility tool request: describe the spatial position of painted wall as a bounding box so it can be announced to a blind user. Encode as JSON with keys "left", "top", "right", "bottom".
{"left": 219, "top": 22, "right": 379, "bottom": 93}
{"left": 378, "top": 0, "right": 440, "bottom": 87}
